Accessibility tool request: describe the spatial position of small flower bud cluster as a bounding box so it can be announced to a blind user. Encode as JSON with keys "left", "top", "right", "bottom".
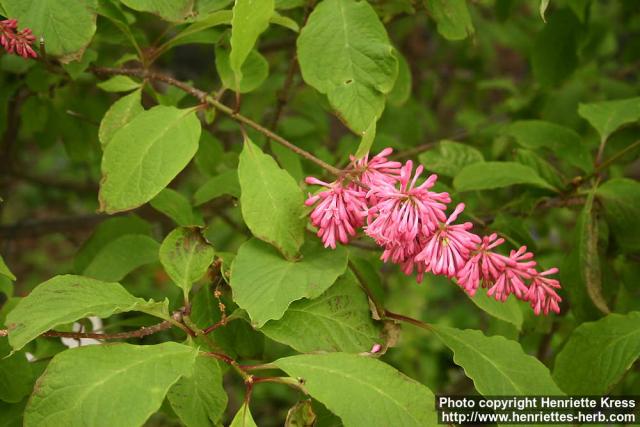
{"left": 0, "top": 19, "right": 37, "bottom": 59}
{"left": 305, "top": 148, "right": 561, "bottom": 315}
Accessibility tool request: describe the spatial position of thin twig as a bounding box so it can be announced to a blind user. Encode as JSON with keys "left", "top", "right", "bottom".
{"left": 384, "top": 310, "right": 433, "bottom": 332}
{"left": 0, "top": 321, "right": 173, "bottom": 340}
{"left": 90, "top": 67, "right": 342, "bottom": 175}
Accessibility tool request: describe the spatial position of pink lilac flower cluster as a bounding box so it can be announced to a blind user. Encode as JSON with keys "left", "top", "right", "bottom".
{"left": 0, "top": 19, "right": 37, "bottom": 59}
{"left": 305, "top": 148, "right": 562, "bottom": 316}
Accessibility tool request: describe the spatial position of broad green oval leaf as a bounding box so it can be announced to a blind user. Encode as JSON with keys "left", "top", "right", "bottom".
{"left": 432, "top": 325, "right": 564, "bottom": 395}
{"left": 454, "top": 161, "right": 556, "bottom": 192}
{"left": 467, "top": 291, "right": 523, "bottom": 331}
{"left": 231, "top": 238, "right": 348, "bottom": 327}
{"left": 159, "top": 227, "right": 214, "bottom": 297}
{"left": 275, "top": 353, "right": 437, "bottom": 426}
{"left": 271, "top": 12, "right": 299, "bottom": 32}
{"left": 0, "top": 254, "right": 16, "bottom": 281}
{"left": 578, "top": 97, "right": 640, "bottom": 142}
{"left": 230, "top": 0, "right": 274, "bottom": 86}
{"left": 216, "top": 47, "right": 269, "bottom": 93}
{"left": 151, "top": 188, "right": 203, "bottom": 227}
{"left": 419, "top": 140, "right": 484, "bottom": 178}
{"left": 424, "top": 0, "right": 474, "bottom": 41}
{"left": 24, "top": 343, "right": 198, "bottom": 427}
{"left": 261, "top": 271, "right": 382, "bottom": 353}
{"left": 96, "top": 76, "right": 141, "bottom": 93}
{"left": 553, "top": 311, "right": 640, "bottom": 394}
{"left": 531, "top": 9, "right": 580, "bottom": 87}
{"left": 3, "top": 0, "right": 97, "bottom": 62}
{"left": 0, "top": 340, "right": 32, "bottom": 403}
{"left": 99, "top": 89, "right": 144, "bottom": 147}
{"left": 505, "top": 120, "right": 592, "bottom": 172}
{"left": 297, "top": 0, "right": 398, "bottom": 134}
{"left": 194, "top": 169, "right": 240, "bottom": 206}
{"left": 74, "top": 216, "right": 153, "bottom": 273}
{"left": 168, "top": 354, "right": 227, "bottom": 427}
{"left": 596, "top": 178, "right": 640, "bottom": 252}
{"left": 229, "top": 401, "right": 257, "bottom": 427}
{"left": 6, "top": 275, "right": 169, "bottom": 351}
{"left": 99, "top": 106, "right": 201, "bottom": 213}
{"left": 194, "top": 133, "right": 225, "bottom": 177}
{"left": 120, "top": 0, "right": 195, "bottom": 22}
{"left": 238, "top": 138, "right": 305, "bottom": 259}
{"left": 82, "top": 234, "right": 160, "bottom": 282}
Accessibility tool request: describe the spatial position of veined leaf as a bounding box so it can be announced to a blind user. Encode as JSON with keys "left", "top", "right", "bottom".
{"left": 151, "top": 188, "right": 203, "bottom": 227}
{"left": 553, "top": 312, "right": 640, "bottom": 394}
{"left": 424, "top": 0, "right": 474, "bottom": 41}
{"left": 168, "top": 354, "right": 227, "bottom": 426}
{"left": 261, "top": 271, "right": 382, "bottom": 353}
{"left": 297, "top": 0, "right": 398, "bottom": 134}
{"left": 419, "top": 140, "right": 484, "bottom": 178}
{"left": 454, "top": 161, "right": 556, "bottom": 192}
{"left": 275, "top": 353, "right": 437, "bottom": 426}
{"left": 230, "top": 0, "right": 274, "bottom": 86}
{"left": 159, "top": 227, "right": 214, "bottom": 297}
{"left": 99, "top": 89, "right": 144, "bottom": 147}
{"left": 229, "top": 402, "right": 257, "bottom": 427}
{"left": 120, "top": 0, "right": 195, "bottom": 22}
{"left": 82, "top": 234, "right": 160, "bottom": 282}
{"left": 238, "top": 138, "right": 305, "bottom": 259}
{"left": 578, "top": 97, "right": 640, "bottom": 142}
{"left": 24, "top": 343, "right": 198, "bottom": 427}
{"left": 596, "top": 178, "right": 640, "bottom": 252}
{"left": 432, "top": 326, "right": 564, "bottom": 395}
{"left": 230, "top": 238, "right": 347, "bottom": 327}
{"left": 99, "top": 106, "right": 201, "bottom": 213}
{"left": 6, "top": 275, "right": 169, "bottom": 351}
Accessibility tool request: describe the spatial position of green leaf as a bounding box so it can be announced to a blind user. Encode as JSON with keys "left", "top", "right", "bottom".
{"left": 418, "top": 140, "right": 484, "bottom": 178}
{"left": 194, "top": 170, "right": 240, "bottom": 206}
{"left": 271, "top": 12, "right": 299, "bottom": 32}
{"left": 578, "top": 97, "right": 640, "bottom": 142}
{"left": 454, "top": 161, "right": 556, "bottom": 192}
{"left": 151, "top": 188, "right": 203, "bottom": 226}
{"left": 275, "top": 353, "right": 437, "bottom": 426}
{"left": 159, "top": 227, "right": 214, "bottom": 297}
{"left": 0, "top": 254, "right": 16, "bottom": 281}
{"left": 3, "top": 0, "right": 97, "bottom": 62}
{"left": 0, "top": 400, "right": 25, "bottom": 427}
{"left": 424, "top": 0, "right": 474, "bottom": 41}
{"left": 531, "top": 9, "right": 580, "bottom": 87}
{"left": 194, "top": 133, "right": 224, "bottom": 176}
{"left": 99, "top": 89, "right": 144, "bottom": 147}
{"left": 387, "top": 51, "right": 412, "bottom": 106}
{"left": 163, "top": 10, "right": 232, "bottom": 50}
{"left": 505, "top": 120, "right": 592, "bottom": 172}
{"left": 539, "top": 0, "right": 550, "bottom": 22}
{"left": 230, "top": 0, "right": 274, "bottom": 86}
{"left": 0, "top": 340, "right": 32, "bottom": 403}
{"left": 432, "top": 325, "right": 564, "bottom": 395}
{"left": 216, "top": 47, "right": 269, "bottom": 93}
{"left": 229, "top": 402, "right": 257, "bottom": 427}
{"left": 97, "top": 76, "right": 141, "bottom": 93}
{"left": 467, "top": 292, "right": 523, "bottom": 331}
{"left": 24, "top": 343, "right": 198, "bottom": 427}
{"left": 74, "top": 216, "right": 153, "bottom": 273}
{"left": 6, "top": 275, "right": 169, "bottom": 351}
{"left": 553, "top": 311, "right": 640, "bottom": 394}
{"left": 82, "top": 235, "right": 160, "bottom": 282}
{"left": 596, "top": 178, "right": 640, "bottom": 252}
{"left": 231, "top": 238, "right": 348, "bottom": 327}
{"left": 120, "top": 0, "right": 196, "bottom": 22}
{"left": 238, "top": 138, "right": 305, "bottom": 259}
{"left": 261, "top": 271, "right": 381, "bottom": 353}
{"left": 168, "top": 354, "right": 227, "bottom": 427}
{"left": 99, "top": 106, "right": 201, "bottom": 213}
{"left": 297, "top": 0, "right": 398, "bottom": 134}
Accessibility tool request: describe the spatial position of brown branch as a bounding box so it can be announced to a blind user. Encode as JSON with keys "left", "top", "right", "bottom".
{"left": 0, "top": 320, "right": 173, "bottom": 341}
{"left": 90, "top": 66, "right": 342, "bottom": 175}
{"left": 384, "top": 310, "right": 433, "bottom": 332}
